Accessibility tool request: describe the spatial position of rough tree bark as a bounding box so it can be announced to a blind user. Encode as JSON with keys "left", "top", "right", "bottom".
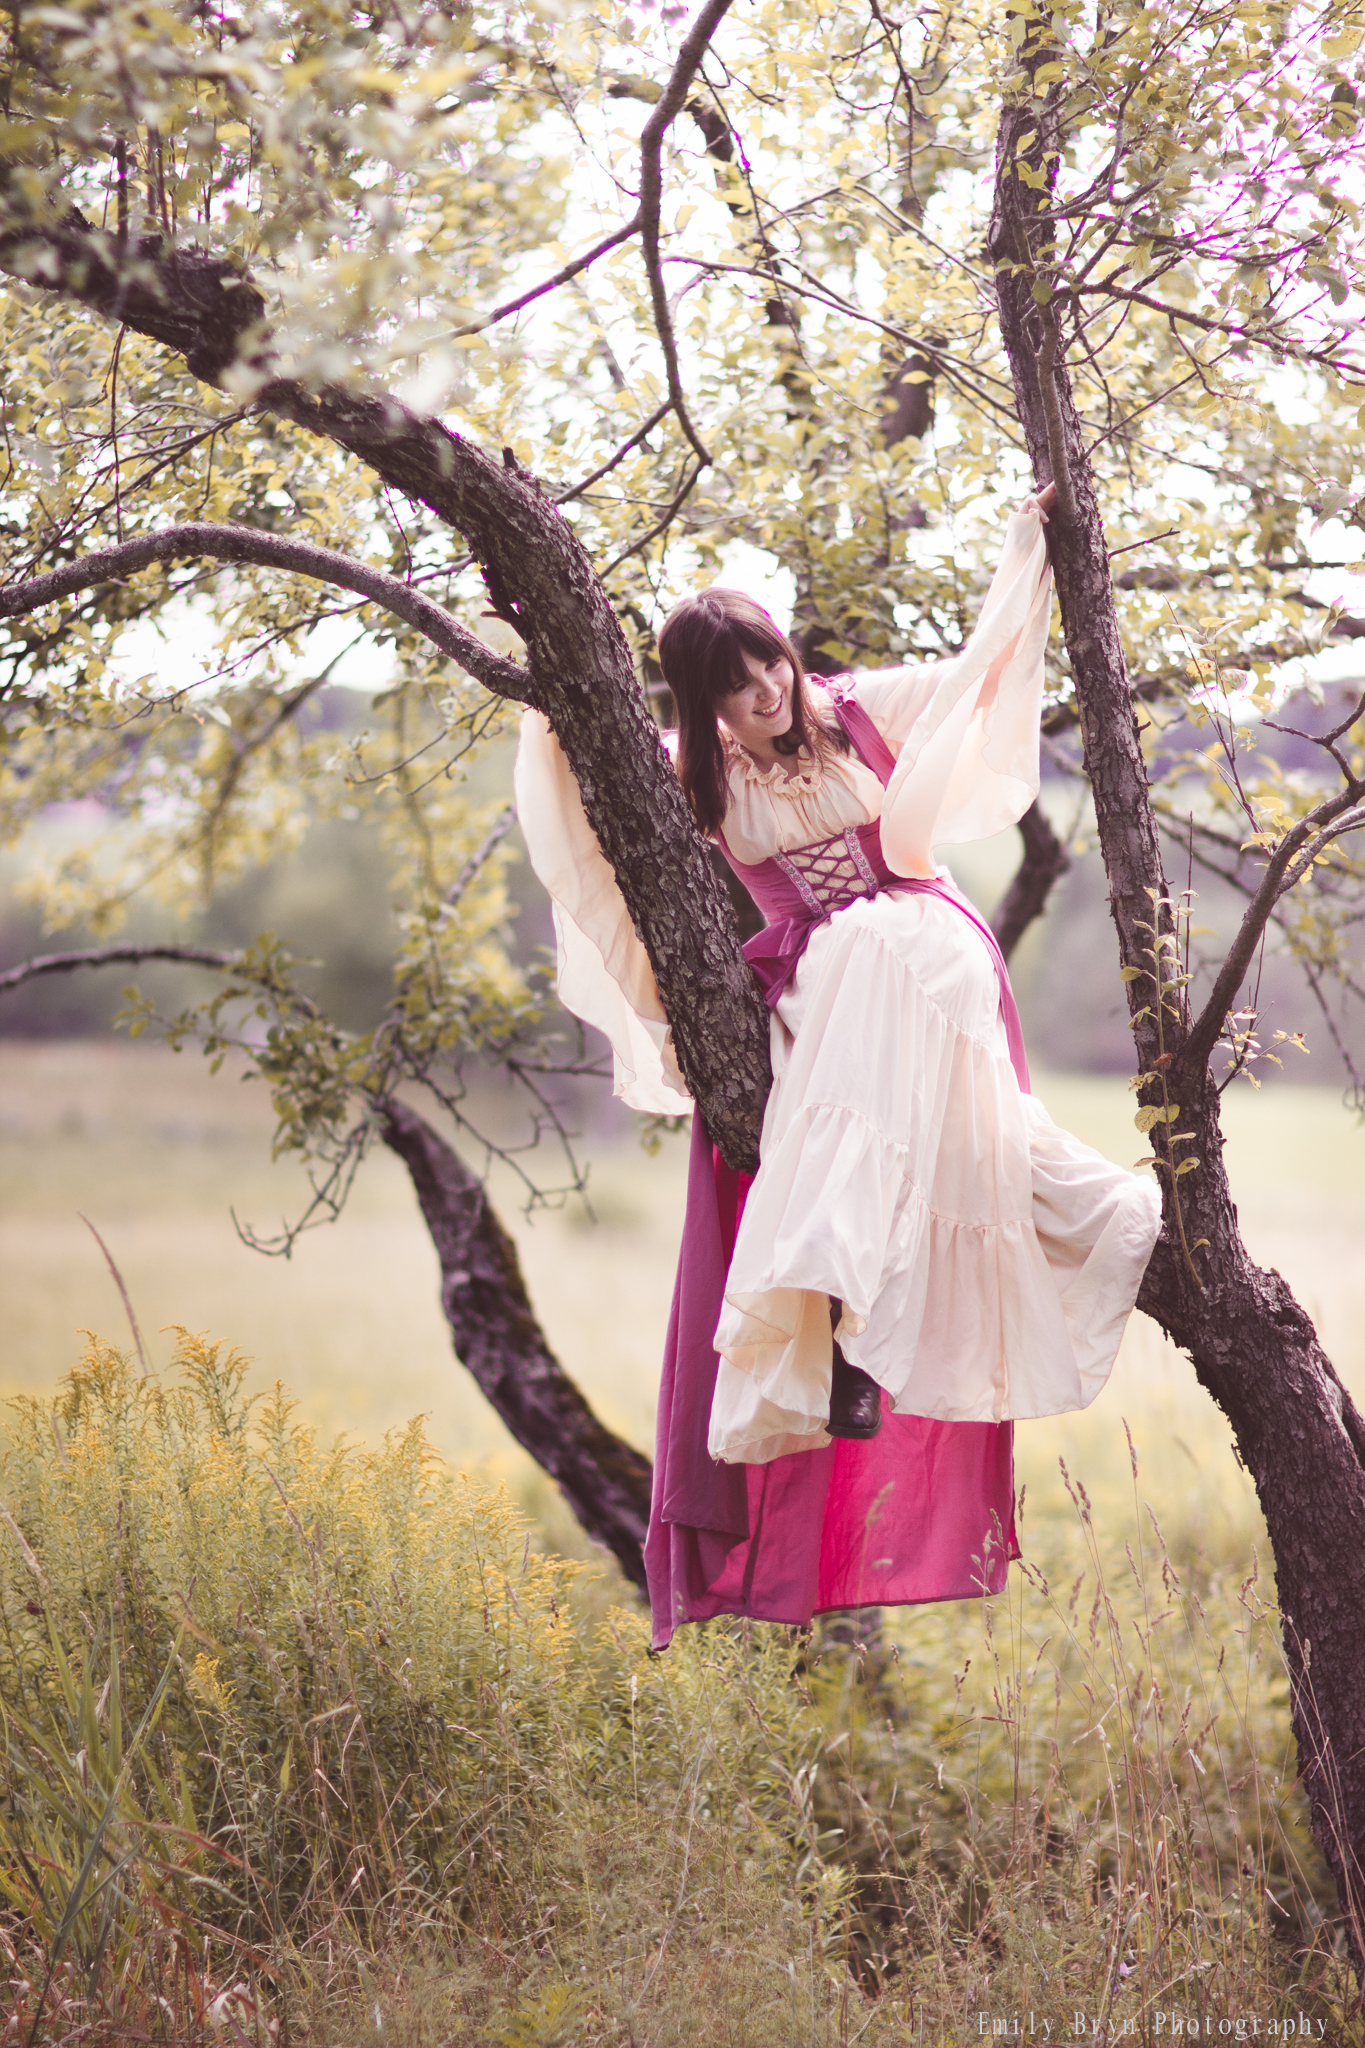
{"left": 988, "top": 77, "right": 1365, "bottom": 1956}
{"left": 989, "top": 799, "right": 1069, "bottom": 961}
{"left": 380, "top": 1100, "right": 653, "bottom": 1586}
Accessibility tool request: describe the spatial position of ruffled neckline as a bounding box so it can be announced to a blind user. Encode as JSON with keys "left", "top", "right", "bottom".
{"left": 720, "top": 723, "right": 826, "bottom": 795}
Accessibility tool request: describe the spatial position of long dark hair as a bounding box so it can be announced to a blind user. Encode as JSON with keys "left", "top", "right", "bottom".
{"left": 657, "top": 588, "right": 847, "bottom": 835}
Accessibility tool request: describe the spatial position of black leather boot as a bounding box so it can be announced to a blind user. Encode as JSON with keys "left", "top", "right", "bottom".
{"left": 828, "top": 1342, "right": 883, "bottom": 1440}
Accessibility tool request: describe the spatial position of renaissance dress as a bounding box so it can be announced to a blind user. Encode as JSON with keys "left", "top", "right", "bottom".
{"left": 514, "top": 503, "right": 1162, "bottom": 1648}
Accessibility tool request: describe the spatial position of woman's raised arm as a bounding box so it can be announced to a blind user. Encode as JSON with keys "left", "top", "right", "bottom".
{"left": 852, "top": 498, "right": 1054, "bottom": 878}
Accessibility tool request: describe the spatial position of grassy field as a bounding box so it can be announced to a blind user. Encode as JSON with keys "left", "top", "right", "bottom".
{"left": 2, "top": 1035, "right": 1362, "bottom": 1556}
{"left": 4, "top": 1038, "right": 1365, "bottom": 2039}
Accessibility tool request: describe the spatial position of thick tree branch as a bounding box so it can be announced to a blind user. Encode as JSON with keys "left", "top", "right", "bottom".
{"left": 0, "top": 523, "right": 530, "bottom": 698}
{"left": 1035, "top": 310, "right": 1078, "bottom": 526}
{"left": 0, "top": 947, "right": 655, "bottom": 1584}
{"left": 0, "top": 943, "right": 240, "bottom": 995}
{"left": 1181, "top": 782, "right": 1365, "bottom": 1077}
{"left": 989, "top": 174, "right": 1169, "bottom": 1045}
{"left": 380, "top": 1099, "right": 653, "bottom": 1586}
{"left": 637, "top": 0, "right": 735, "bottom": 466}
{"left": 990, "top": 799, "right": 1071, "bottom": 963}
{"left": 988, "top": 53, "right": 1365, "bottom": 1960}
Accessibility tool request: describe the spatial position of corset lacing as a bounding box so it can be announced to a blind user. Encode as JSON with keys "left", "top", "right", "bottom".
{"left": 772, "top": 826, "right": 881, "bottom": 919}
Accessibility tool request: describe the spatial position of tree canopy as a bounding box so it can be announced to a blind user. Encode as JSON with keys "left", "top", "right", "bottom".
{"left": 4, "top": 0, "right": 1365, "bottom": 1093}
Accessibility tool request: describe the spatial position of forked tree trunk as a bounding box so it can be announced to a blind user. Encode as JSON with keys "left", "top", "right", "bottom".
{"left": 989, "top": 85, "right": 1365, "bottom": 1961}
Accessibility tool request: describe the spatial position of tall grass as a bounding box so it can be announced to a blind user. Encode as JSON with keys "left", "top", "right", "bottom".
{"left": 0, "top": 1339, "right": 1359, "bottom": 2045}
{"left": 809, "top": 1441, "right": 1354, "bottom": 2036}
{"left": 0, "top": 1337, "right": 846, "bottom": 2044}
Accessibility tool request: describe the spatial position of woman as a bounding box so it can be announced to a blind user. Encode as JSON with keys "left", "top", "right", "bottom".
{"left": 516, "top": 490, "right": 1161, "bottom": 1647}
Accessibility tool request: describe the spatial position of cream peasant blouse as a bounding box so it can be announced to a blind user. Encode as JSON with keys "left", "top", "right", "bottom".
{"left": 513, "top": 504, "right": 1053, "bottom": 1113}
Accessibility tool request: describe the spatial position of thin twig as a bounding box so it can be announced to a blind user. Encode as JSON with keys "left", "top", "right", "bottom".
{"left": 638, "top": 0, "right": 736, "bottom": 466}
{"left": 1078, "top": 277, "right": 1355, "bottom": 372}
{"left": 1181, "top": 780, "right": 1365, "bottom": 1077}
{"left": 108, "top": 327, "right": 125, "bottom": 544}
{"left": 0, "top": 523, "right": 530, "bottom": 699}
{"left": 445, "top": 805, "right": 517, "bottom": 907}
{"left": 450, "top": 216, "right": 642, "bottom": 339}
{"left": 1108, "top": 526, "right": 1179, "bottom": 560}
{"left": 556, "top": 401, "right": 673, "bottom": 505}
{"left": 599, "top": 457, "right": 706, "bottom": 576}
{"left": 0, "top": 943, "right": 239, "bottom": 995}
{"left": 660, "top": 254, "right": 1023, "bottom": 422}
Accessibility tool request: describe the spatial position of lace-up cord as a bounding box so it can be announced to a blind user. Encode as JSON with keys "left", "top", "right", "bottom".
{"left": 773, "top": 827, "right": 881, "bottom": 919}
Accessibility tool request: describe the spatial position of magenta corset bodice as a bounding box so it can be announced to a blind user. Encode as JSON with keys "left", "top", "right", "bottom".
{"left": 715, "top": 682, "right": 1029, "bottom": 1086}
{"left": 718, "top": 684, "right": 927, "bottom": 1008}
{"left": 723, "top": 816, "right": 897, "bottom": 928}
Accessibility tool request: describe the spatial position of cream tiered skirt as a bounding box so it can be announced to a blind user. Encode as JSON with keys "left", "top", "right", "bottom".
{"left": 709, "top": 889, "right": 1162, "bottom": 1466}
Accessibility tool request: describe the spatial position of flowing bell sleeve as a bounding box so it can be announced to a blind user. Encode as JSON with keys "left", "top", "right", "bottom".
{"left": 513, "top": 709, "right": 693, "bottom": 1116}
{"left": 867, "top": 503, "right": 1054, "bottom": 878}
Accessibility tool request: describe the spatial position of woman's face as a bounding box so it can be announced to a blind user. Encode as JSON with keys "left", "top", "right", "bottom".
{"left": 718, "top": 647, "right": 795, "bottom": 756}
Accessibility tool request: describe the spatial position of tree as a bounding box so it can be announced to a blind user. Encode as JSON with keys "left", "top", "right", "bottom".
{"left": 5, "top": 0, "right": 1365, "bottom": 1956}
